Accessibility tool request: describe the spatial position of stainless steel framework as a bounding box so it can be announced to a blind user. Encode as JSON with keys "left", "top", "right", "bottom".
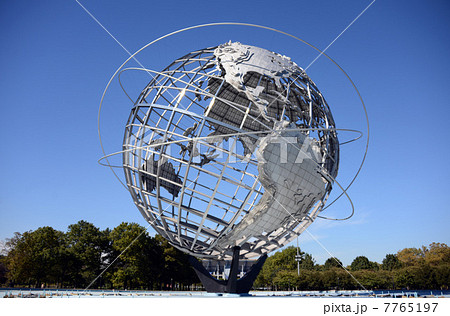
{"left": 121, "top": 43, "right": 340, "bottom": 259}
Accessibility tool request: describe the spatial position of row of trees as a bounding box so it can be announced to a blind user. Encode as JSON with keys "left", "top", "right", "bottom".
{"left": 0, "top": 221, "right": 197, "bottom": 290}
{"left": 0, "top": 220, "right": 448, "bottom": 291}
{"left": 254, "top": 243, "right": 450, "bottom": 291}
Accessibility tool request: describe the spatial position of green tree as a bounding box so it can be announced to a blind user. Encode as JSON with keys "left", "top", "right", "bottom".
{"left": 424, "top": 243, "right": 450, "bottom": 266}
{"left": 434, "top": 264, "right": 450, "bottom": 290}
{"left": 296, "top": 270, "right": 323, "bottom": 290}
{"left": 268, "top": 246, "right": 299, "bottom": 271}
{"left": 382, "top": 254, "right": 402, "bottom": 271}
{"left": 321, "top": 268, "right": 339, "bottom": 289}
{"left": 108, "top": 222, "right": 160, "bottom": 289}
{"left": 353, "top": 270, "right": 389, "bottom": 290}
{"left": 0, "top": 255, "right": 7, "bottom": 285}
{"left": 273, "top": 270, "right": 298, "bottom": 290}
{"left": 350, "top": 256, "right": 376, "bottom": 271}
{"left": 65, "top": 220, "right": 109, "bottom": 288}
{"left": 155, "top": 234, "right": 196, "bottom": 290}
{"left": 255, "top": 246, "right": 301, "bottom": 289}
{"left": 397, "top": 247, "right": 425, "bottom": 266}
{"left": 323, "top": 257, "right": 343, "bottom": 270}
{"left": 395, "top": 267, "right": 419, "bottom": 290}
{"left": 415, "top": 264, "right": 438, "bottom": 289}
{"left": 299, "top": 253, "right": 316, "bottom": 270}
{"left": 6, "top": 227, "right": 67, "bottom": 287}
{"left": 336, "top": 270, "right": 356, "bottom": 290}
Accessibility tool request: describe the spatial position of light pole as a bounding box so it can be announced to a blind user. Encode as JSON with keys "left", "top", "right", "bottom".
{"left": 295, "top": 236, "right": 302, "bottom": 276}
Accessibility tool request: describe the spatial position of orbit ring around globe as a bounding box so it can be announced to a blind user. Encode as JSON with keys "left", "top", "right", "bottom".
{"left": 98, "top": 23, "right": 369, "bottom": 260}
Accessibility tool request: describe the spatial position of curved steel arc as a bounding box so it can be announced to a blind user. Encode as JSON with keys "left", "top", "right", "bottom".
{"left": 99, "top": 127, "right": 362, "bottom": 167}
{"left": 119, "top": 66, "right": 364, "bottom": 147}
{"left": 98, "top": 22, "right": 369, "bottom": 223}
{"left": 100, "top": 126, "right": 358, "bottom": 222}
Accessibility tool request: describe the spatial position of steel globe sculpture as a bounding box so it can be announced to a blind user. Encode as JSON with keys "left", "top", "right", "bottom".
{"left": 121, "top": 42, "right": 339, "bottom": 264}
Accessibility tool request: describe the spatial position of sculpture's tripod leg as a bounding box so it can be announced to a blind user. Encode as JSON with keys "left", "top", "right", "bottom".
{"left": 188, "top": 246, "right": 267, "bottom": 294}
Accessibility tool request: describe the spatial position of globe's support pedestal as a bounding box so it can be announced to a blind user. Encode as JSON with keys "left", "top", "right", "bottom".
{"left": 188, "top": 246, "right": 267, "bottom": 294}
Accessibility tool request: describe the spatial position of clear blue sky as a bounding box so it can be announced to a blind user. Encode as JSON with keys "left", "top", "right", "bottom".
{"left": 1, "top": 0, "right": 449, "bottom": 266}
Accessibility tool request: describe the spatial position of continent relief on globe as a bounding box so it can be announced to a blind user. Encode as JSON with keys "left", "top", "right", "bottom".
{"left": 127, "top": 41, "right": 338, "bottom": 258}
{"left": 206, "top": 43, "right": 331, "bottom": 251}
